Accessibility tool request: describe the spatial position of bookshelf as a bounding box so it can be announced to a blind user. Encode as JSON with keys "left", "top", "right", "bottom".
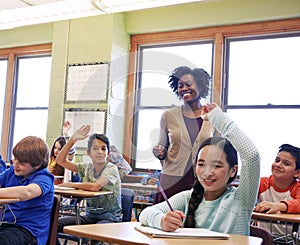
{"left": 121, "top": 182, "right": 157, "bottom": 221}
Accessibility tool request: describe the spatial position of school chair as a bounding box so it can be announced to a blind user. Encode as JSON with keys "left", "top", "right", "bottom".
{"left": 47, "top": 195, "right": 61, "bottom": 245}
{"left": 121, "top": 188, "right": 134, "bottom": 222}
{"left": 250, "top": 225, "right": 273, "bottom": 245}
{"left": 57, "top": 188, "right": 134, "bottom": 244}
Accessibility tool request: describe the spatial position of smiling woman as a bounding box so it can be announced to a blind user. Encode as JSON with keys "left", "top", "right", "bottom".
{"left": 151, "top": 66, "right": 216, "bottom": 204}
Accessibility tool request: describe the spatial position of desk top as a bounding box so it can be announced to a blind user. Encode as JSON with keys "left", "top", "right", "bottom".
{"left": 252, "top": 212, "right": 300, "bottom": 223}
{"left": 64, "top": 222, "right": 262, "bottom": 245}
{"left": 121, "top": 183, "right": 157, "bottom": 190}
{"left": 0, "top": 198, "right": 20, "bottom": 204}
{"left": 54, "top": 187, "right": 112, "bottom": 197}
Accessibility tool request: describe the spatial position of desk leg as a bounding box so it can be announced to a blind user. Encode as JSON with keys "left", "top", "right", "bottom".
{"left": 75, "top": 199, "right": 82, "bottom": 225}
{"left": 292, "top": 223, "right": 299, "bottom": 245}
{"left": 75, "top": 198, "right": 86, "bottom": 245}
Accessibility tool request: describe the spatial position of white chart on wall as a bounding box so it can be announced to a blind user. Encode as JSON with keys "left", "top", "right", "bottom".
{"left": 64, "top": 110, "right": 106, "bottom": 148}
{"left": 65, "top": 63, "right": 109, "bottom": 102}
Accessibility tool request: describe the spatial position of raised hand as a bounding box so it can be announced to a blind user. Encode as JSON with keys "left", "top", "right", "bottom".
{"left": 72, "top": 125, "right": 91, "bottom": 142}
{"left": 200, "top": 103, "right": 218, "bottom": 120}
{"left": 63, "top": 121, "right": 72, "bottom": 136}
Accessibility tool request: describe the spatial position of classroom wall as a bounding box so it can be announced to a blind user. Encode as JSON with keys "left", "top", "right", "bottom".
{"left": 0, "top": 0, "right": 299, "bottom": 154}
{"left": 126, "top": 0, "right": 300, "bottom": 34}
{"left": 0, "top": 23, "right": 53, "bottom": 48}
{"left": 47, "top": 14, "right": 129, "bottom": 154}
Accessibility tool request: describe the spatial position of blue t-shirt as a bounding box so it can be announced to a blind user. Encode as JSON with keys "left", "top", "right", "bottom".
{"left": 0, "top": 155, "right": 6, "bottom": 173}
{"left": 0, "top": 166, "right": 54, "bottom": 245}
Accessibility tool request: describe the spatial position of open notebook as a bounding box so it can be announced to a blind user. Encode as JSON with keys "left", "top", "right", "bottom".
{"left": 135, "top": 225, "right": 230, "bottom": 240}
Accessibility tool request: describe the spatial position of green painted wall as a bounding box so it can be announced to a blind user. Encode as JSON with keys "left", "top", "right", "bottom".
{"left": 47, "top": 14, "right": 129, "bottom": 152}
{"left": 0, "top": 23, "right": 53, "bottom": 47}
{"left": 126, "top": 0, "right": 300, "bottom": 34}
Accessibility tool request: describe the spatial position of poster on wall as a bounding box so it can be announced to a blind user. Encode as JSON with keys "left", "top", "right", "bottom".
{"left": 65, "top": 62, "right": 109, "bottom": 102}
{"left": 64, "top": 109, "right": 106, "bottom": 148}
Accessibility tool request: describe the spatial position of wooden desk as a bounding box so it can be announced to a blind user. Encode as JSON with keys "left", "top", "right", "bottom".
{"left": 64, "top": 222, "right": 263, "bottom": 245}
{"left": 252, "top": 212, "right": 300, "bottom": 224}
{"left": 54, "top": 187, "right": 112, "bottom": 198}
{"left": 252, "top": 212, "right": 300, "bottom": 244}
{"left": 55, "top": 187, "right": 113, "bottom": 224}
{"left": 0, "top": 198, "right": 20, "bottom": 204}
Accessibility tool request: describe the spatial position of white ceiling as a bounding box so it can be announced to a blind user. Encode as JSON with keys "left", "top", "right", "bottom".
{"left": 0, "top": 0, "right": 207, "bottom": 30}
{"left": 0, "top": 0, "right": 62, "bottom": 10}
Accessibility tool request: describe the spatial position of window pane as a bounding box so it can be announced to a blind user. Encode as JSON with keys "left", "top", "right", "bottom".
{"left": 0, "top": 59, "right": 8, "bottom": 141}
{"left": 13, "top": 109, "right": 48, "bottom": 147}
{"left": 140, "top": 43, "right": 213, "bottom": 106}
{"left": 134, "top": 42, "right": 214, "bottom": 171}
{"left": 226, "top": 109, "right": 300, "bottom": 177}
{"left": 227, "top": 36, "right": 300, "bottom": 105}
{"left": 16, "top": 56, "right": 51, "bottom": 107}
{"left": 135, "top": 109, "right": 164, "bottom": 170}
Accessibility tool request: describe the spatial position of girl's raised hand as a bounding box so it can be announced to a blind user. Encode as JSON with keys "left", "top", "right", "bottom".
{"left": 200, "top": 103, "right": 218, "bottom": 120}
{"left": 63, "top": 121, "right": 71, "bottom": 136}
{"left": 72, "top": 125, "right": 91, "bottom": 141}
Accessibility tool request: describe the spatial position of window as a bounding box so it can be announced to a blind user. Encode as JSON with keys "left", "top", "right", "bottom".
{"left": 0, "top": 59, "right": 8, "bottom": 140}
{"left": 224, "top": 34, "right": 300, "bottom": 177}
{"left": 133, "top": 43, "right": 213, "bottom": 170}
{"left": 125, "top": 18, "right": 300, "bottom": 177}
{"left": 13, "top": 55, "right": 52, "bottom": 146}
{"left": 0, "top": 44, "right": 52, "bottom": 161}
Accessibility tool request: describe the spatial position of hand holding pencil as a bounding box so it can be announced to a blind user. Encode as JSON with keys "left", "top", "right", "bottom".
{"left": 161, "top": 209, "right": 185, "bottom": 232}
{"left": 147, "top": 169, "right": 186, "bottom": 232}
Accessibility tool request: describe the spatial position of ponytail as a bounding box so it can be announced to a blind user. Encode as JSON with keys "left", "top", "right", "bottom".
{"left": 184, "top": 179, "right": 204, "bottom": 228}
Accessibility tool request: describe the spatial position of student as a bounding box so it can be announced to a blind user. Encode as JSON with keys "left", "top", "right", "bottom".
{"left": 107, "top": 145, "right": 132, "bottom": 179}
{"left": 139, "top": 104, "right": 260, "bottom": 236}
{"left": 152, "top": 66, "right": 215, "bottom": 204}
{"left": 107, "top": 145, "right": 158, "bottom": 185}
{"left": 141, "top": 171, "right": 160, "bottom": 185}
{"left": 48, "top": 121, "right": 77, "bottom": 185}
{"left": 56, "top": 125, "right": 122, "bottom": 232}
{"left": 0, "top": 154, "right": 7, "bottom": 173}
{"left": 253, "top": 144, "right": 300, "bottom": 235}
{"left": 0, "top": 136, "right": 54, "bottom": 245}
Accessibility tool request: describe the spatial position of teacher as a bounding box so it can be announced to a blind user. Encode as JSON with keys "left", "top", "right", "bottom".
{"left": 152, "top": 66, "right": 216, "bottom": 204}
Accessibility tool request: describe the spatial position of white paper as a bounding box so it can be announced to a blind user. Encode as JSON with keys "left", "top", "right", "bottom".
{"left": 134, "top": 225, "right": 229, "bottom": 239}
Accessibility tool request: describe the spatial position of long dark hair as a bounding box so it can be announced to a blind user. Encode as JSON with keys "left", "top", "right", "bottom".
{"left": 50, "top": 136, "right": 66, "bottom": 160}
{"left": 184, "top": 136, "right": 238, "bottom": 228}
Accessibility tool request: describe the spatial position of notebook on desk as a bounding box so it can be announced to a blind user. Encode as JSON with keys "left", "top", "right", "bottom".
{"left": 135, "top": 225, "right": 230, "bottom": 240}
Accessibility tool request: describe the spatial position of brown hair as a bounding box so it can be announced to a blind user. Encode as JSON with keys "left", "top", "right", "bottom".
{"left": 13, "top": 136, "right": 49, "bottom": 168}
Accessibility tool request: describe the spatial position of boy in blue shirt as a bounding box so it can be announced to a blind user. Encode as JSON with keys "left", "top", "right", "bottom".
{"left": 0, "top": 136, "right": 54, "bottom": 245}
